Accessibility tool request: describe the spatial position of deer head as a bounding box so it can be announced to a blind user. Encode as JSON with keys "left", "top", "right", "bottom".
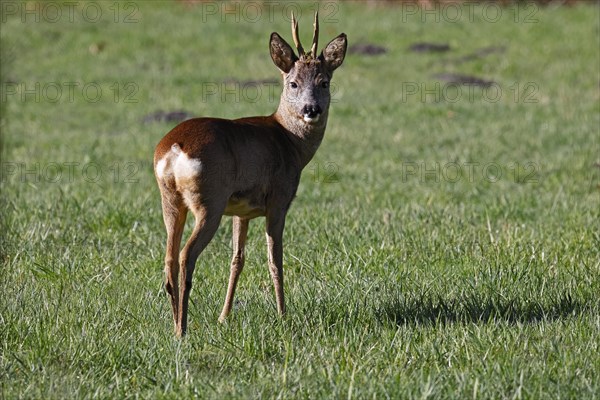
{"left": 270, "top": 12, "right": 347, "bottom": 128}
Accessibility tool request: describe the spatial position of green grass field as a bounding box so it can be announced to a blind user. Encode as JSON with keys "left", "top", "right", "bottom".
{"left": 1, "top": 1, "right": 599, "bottom": 398}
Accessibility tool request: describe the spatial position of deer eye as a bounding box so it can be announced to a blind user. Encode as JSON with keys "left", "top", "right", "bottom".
{"left": 289, "top": 82, "right": 298, "bottom": 89}
{"left": 321, "top": 81, "right": 329, "bottom": 89}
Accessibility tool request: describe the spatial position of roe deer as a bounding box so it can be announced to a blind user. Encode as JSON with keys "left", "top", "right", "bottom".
{"left": 154, "top": 12, "right": 347, "bottom": 336}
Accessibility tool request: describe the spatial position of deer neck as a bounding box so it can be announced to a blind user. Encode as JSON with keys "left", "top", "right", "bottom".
{"left": 273, "top": 102, "right": 329, "bottom": 168}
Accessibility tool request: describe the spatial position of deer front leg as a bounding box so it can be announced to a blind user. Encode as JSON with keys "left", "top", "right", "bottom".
{"left": 219, "top": 217, "right": 249, "bottom": 322}
{"left": 266, "top": 210, "right": 287, "bottom": 316}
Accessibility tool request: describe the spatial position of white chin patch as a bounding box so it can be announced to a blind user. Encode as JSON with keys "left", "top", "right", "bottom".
{"left": 303, "top": 114, "right": 320, "bottom": 123}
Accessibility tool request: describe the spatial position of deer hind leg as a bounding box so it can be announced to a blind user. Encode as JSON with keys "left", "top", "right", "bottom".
{"left": 176, "top": 196, "right": 225, "bottom": 337}
{"left": 158, "top": 183, "right": 188, "bottom": 331}
{"left": 219, "top": 217, "right": 250, "bottom": 323}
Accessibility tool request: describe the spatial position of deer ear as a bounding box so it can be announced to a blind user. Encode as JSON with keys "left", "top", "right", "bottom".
{"left": 320, "top": 33, "right": 347, "bottom": 72}
{"left": 270, "top": 32, "right": 298, "bottom": 73}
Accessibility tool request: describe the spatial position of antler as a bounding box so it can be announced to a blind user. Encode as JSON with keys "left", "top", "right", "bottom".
{"left": 291, "top": 11, "right": 320, "bottom": 58}
{"left": 291, "top": 12, "right": 305, "bottom": 57}
{"left": 310, "top": 11, "right": 319, "bottom": 58}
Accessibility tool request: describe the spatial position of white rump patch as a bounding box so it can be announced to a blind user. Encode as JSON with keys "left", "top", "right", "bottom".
{"left": 155, "top": 144, "right": 202, "bottom": 181}
{"left": 173, "top": 151, "right": 202, "bottom": 180}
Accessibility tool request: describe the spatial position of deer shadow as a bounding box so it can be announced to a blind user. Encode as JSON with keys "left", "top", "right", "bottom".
{"left": 375, "top": 291, "right": 588, "bottom": 327}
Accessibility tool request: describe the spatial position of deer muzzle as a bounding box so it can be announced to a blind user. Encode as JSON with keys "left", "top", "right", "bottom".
{"left": 302, "top": 104, "right": 322, "bottom": 123}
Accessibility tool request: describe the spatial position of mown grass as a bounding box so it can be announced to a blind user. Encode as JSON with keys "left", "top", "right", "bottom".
{"left": 1, "top": 1, "right": 599, "bottom": 398}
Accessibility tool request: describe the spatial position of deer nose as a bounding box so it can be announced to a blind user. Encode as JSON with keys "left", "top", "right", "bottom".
{"left": 302, "top": 105, "right": 322, "bottom": 118}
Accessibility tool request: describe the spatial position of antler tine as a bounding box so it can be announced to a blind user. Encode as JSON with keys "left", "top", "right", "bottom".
{"left": 291, "top": 11, "right": 305, "bottom": 57}
{"left": 310, "top": 11, "right": 319, "bottom": 58}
